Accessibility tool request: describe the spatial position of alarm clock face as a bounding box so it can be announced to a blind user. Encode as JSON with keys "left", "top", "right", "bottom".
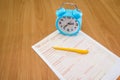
{"left": 57, "top": 16, "right": 79, "bottom": 35}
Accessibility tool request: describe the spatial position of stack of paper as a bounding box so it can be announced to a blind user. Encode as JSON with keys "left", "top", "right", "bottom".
{"left": 32, "top": 30, "right": 120, "bottom": 80}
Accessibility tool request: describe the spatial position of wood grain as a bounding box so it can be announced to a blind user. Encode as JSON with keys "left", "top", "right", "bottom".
{"left": 0, "top": 0, "right": 120, "bottom": 80}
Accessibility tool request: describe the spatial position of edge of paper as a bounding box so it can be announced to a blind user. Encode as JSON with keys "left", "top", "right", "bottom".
{"left": 32, "top": 46, "right": 65, "bottom": 80}
{"left": 32, "top": 30, "right": 120, "bottom": 80}
{"left": 80, "top": 31, "right": 120, "bottom": 79}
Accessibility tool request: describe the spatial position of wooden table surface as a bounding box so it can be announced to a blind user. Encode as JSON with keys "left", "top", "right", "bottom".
{"left": 0, "top": 0, "right": 120, "bottom": 80}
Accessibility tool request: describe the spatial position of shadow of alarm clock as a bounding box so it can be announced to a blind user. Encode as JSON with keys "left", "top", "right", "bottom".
{"left": 56, "top": 2, "right": 82, "bottom": 36}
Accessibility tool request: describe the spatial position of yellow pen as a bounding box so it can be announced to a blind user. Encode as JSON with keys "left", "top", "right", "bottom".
{"left": 53, "top": 46, "right": 88, "bottom": 54}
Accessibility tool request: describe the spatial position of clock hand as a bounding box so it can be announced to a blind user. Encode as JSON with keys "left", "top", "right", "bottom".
{"left": 63, "top": 19, "right": 74, "bottom": 30}
{"left": 63, "top": 23, "right": 68, "bottom": 29}
{"left": 68, "top": 22, "right": 74, "bottom": 25}
{"left": 63, "top": 19, "right": 73, "bottom": 28}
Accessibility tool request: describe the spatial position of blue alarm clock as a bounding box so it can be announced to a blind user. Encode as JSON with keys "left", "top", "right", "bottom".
{"left": 56, "top": 2, "right": 82, "bottom": 36}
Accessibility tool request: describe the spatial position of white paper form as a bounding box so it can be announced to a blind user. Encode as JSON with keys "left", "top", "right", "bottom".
{"left": 32, "top": 30, "right": 120, "bottom": 80}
